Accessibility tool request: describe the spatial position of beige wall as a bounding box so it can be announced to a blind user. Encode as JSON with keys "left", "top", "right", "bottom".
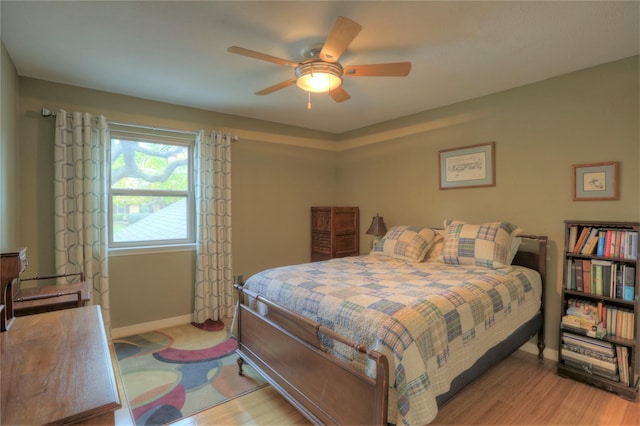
{"left": 0, "top": 42, "right": 21, "bottom": 248}
{"left": 338, "top": 56, "right": 639, "bottom": 352}
{"left": 9, "top": 52, "right": 640, "bottom": 353}
{"left": 17, "top": 78, "right": 338, "bottom": 328}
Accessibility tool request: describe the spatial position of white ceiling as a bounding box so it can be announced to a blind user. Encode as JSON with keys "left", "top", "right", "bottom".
{"left": 2, "top": 1, "right": 638, "bottom": 134}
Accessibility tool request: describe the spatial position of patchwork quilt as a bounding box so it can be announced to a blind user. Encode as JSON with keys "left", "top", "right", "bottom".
{"left": 244, "top": 255, "right": 542, "bottom": 425}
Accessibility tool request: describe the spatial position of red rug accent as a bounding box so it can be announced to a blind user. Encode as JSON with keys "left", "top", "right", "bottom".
{"left": 190, "top": 319, "right": 225, "bottom": 331}
{"left": 154, "top": 337, "right": 238, "bottom": 363}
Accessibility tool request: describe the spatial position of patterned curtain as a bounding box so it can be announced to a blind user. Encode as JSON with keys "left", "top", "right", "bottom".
{"left": 54, "top": 110, "right": 111, "bottom": 331}
{"left": 193, "top": 130, "right": 233, "bottom": 323}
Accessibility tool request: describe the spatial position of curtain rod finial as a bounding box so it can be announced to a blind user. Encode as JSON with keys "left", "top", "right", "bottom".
{"left": 41, "top": 108, "right": 55, "bottom": 117}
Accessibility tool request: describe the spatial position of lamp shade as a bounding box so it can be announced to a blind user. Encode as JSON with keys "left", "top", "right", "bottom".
{"left": 365, "top": 214, "right": 387, "bottom": 237}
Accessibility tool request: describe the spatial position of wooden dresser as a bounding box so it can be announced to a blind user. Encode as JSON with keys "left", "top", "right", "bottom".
{"left": 0, "top": 248, "right": 28, "bottom": 331}
{"left": 311, "top": 207, "right": 359, "bottom": 261}
{"left": 1, "top": 305, "right": 121, "bottom": 424}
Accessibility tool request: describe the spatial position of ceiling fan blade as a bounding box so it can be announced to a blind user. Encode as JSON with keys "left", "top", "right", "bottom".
{"left": 319, "top": 16, "right": 362, "bottom": 63}
{"left": 228, "top": 46, "right": 298, "bottom": 68}
{"left": 343, "top": 62, "right": 412, "bottom": 77}
{"left": 329, "top": 86, "right": 351, "bottom": 103}
{"left": 255, "top": 78, "right": 297, "bottom": 95}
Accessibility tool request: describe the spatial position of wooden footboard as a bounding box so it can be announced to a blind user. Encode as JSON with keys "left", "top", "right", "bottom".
{"left": 235, "top": 286, "right": 389, "bottom": 425}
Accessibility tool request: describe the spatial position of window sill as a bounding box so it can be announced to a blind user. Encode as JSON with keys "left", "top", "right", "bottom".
{"left": 109, "top": 243, "right": 196, "bottom": 257}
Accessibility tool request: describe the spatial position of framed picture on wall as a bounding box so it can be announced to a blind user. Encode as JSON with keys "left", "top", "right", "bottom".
{"left": 439, "top": 142, "right": 495, "bottom": 190}
{"left": 572, "top": 161, "right": 619, "bottom": 201}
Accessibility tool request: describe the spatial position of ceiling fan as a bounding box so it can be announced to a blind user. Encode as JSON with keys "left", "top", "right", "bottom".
{"left": 227, "top": 16, "right": 411, "bottom": 105}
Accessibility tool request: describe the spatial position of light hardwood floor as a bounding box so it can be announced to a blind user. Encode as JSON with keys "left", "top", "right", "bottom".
{"left": 125, "top": 350, "right": 639, "bottom": 425}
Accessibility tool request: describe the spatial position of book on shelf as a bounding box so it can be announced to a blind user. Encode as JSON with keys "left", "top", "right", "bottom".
{"left": 604, "top": 306, "right": 635, "bottom": 340}
{"left": 615, "top": 231, "right": 623, "bottom": 258}
{"left": 574, "top": 227, "right": 591, "bottom": 254}
{"left": 605, "top": 229, "right": 638, "bottom": 260}
{"left": 561, "top": 331, "right": 615, "bottom": 357}
{"left": 591, "top": 259, "right": 614, "bottom": 297}
{"left": 562, "top": 344, "right": 616, "bottom": 363}
{"left": 562, "top": 298, "right": 638, "bottom": 340}
{"left": 582, "top": 259, "right": 592, "bottom": 294}
{"left": 566, "top": 258, "right": 632, "bottom": 300}
{"left": 596, "top": 230, "right": 607, "bottom": 256}
{"left": 626, "top": 231, "right": 638, "bottom": 260}
{"left": 560, "top": 347, "right": 618, "bottom": 373}
{"left": 560, "top": 330, "right": 632, "bottom": 384}
{"left": 609, "top": 230, "right": 618, "bottom": 258}
{"left": 615, "top": 267, "right": 624, "bottom": 299}
{"left": 571, "top": 226, "right": 638, "bottom": 260}
{"left": 622, "top": 265, "right": 636, "bottom": 301}
{"left": 566, "top": 298, "right": 599, "bottom": 320}
{"left": 610, "top": 263, "right": 619, "bottom": 298}
{"left": 616, "top": 346, "right": 630, "bottom": 385}
{"left": 565, "top": 258, "right": 574, "bottom": 290}
{"left": 568, "top": 225, "right": 579, "bottom": 253}
{"left": 575, "top": 259, "right": 584, "bottom": 292}
{"left": 561, "top": 316, "right": 604, "bottom": 338}
{"left": 562, "top": 359, "right": 620, "bottom": 381}
{"left": 581, "top": 228, "right": 600, "bottom": 255}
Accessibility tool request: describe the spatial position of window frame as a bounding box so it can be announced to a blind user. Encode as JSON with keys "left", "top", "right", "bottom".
{"left": 108, "top": 127, "right": 196, "bottom": 252}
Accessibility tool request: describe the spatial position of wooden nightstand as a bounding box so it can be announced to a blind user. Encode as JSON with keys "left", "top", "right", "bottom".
{"left": 14, "top": 279, "right": 91, "bottom": 316}
{"left": 311, "top": 207, "right": 359, "bottom": 261}
{"left": 0, "top": 247, "right": 28, "bottom": 331}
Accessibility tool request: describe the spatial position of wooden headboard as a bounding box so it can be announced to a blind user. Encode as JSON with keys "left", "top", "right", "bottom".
{"left": 512, "top": 234, "right": 548, "bottom": 280}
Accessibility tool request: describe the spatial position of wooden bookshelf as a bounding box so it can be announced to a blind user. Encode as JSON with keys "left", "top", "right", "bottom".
{"left": 558, "top": 220, "right": 639, "bottom": 401}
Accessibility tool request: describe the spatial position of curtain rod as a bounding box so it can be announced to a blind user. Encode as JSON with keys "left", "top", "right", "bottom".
{"left": 41, "top": 108, "right": 239, "bottom": 141}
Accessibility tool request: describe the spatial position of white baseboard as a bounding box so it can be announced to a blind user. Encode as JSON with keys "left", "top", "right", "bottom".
{"left": 111, "top": 314, "right": 192, "bottom": 340}
{"left": 519, "top": 341, "right": 558, "bottom": 361}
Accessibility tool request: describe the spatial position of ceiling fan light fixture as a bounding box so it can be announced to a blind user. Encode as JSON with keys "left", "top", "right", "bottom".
{"left": 295, "top": 61, "right": 343, "bottom": 93}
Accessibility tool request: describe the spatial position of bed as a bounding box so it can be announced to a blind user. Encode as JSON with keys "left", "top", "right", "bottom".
{"left": 235, "top": 221, "right": 547, "bottom": 425}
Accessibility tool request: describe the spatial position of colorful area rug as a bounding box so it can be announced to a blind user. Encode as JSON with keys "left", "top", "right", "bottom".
{"left": 114, "top": 320, "right": 267, "bottom": 425}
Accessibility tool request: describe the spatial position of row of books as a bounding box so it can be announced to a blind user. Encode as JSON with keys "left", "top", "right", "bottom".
{"left": 568, "top": 225, "right": 638, "bottom": 259}
{"left": 563, "top": 298, "right": 635, "bottom": 340}
{"left": 565, "top": 258, "right": 636, "bottom": 301}
{"left": 561, "top": 331, "right": 630, "bottom": 385}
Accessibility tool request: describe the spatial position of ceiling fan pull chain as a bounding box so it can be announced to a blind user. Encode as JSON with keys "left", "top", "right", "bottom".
{"left": 307, "top": 91, "right": 312, "bottom": 110}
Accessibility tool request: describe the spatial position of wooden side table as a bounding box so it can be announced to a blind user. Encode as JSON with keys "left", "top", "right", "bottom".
{"left": 14, "top": 280, "right": 91, "bottom": 316}
{"left": 310, "top": 206, "right": 359, "bottom": 261}
{"left": 0, "top": 247, "right": 28, "bottom": 331}
{"left": 1, "top": 305, "right": 121, "bottom": 424}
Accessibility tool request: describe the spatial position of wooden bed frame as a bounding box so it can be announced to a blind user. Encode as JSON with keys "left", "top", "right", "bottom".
{"left": 235, "top": 235, "right": 547, "bottom": 425}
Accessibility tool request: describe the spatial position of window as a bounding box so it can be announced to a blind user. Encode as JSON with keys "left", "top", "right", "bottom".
{"left": 109, "top": 125, "right": 196, "bottom": 250}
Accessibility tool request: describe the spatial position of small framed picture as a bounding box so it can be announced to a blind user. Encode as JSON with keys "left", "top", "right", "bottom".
{"left": 572, "top": 161, "right": 619, "bottom": 201}
{"left": 439, "top": 142, "right": 495, "bottom": 190}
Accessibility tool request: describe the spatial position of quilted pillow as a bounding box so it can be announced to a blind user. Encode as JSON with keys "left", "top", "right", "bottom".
{"left": 370, "top": 225, "right": 441, "bottom": 262}
{"left": 440, "top": 220, "right": 522, "bottom": 269}
{"left": 424, "top": 234, "right": 445, "bottom": 262}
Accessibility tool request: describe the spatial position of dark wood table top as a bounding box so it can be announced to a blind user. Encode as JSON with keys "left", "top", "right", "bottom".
{"left": 1, "top": 305, "right": 121, "bottom": 425}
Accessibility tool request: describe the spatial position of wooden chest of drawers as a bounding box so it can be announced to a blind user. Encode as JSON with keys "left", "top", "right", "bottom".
{"left": 1, "top": 306, "right": 121, "bottom": 424}
{"left": 311, "top": 207, "right": 359, "bottom": 261}
{"left": 0, "top": 247, "right": 28, "bottom": 331}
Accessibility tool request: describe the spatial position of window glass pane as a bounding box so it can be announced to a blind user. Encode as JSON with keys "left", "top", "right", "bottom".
{"left": 112, "top": 195, "right": 188, "bottom": 242}
{"left": 111, "top": 139, "right": 188, "bottom": 190}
